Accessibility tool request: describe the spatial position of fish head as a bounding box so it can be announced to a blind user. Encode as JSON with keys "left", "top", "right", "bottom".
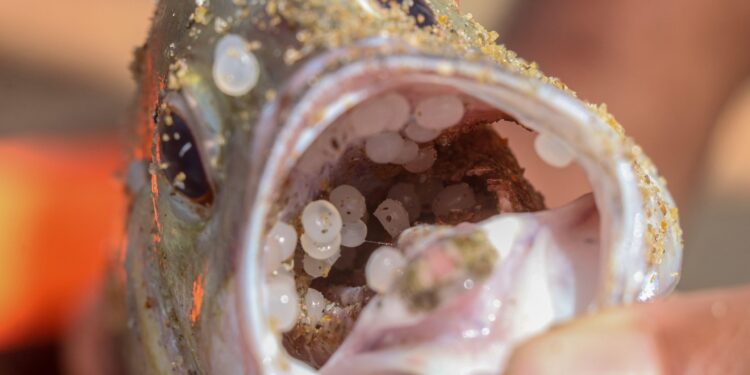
{"left": 126, "top": 1, "right": 683, "bottom": 374}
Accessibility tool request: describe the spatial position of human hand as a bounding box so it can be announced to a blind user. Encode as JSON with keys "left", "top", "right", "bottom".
{"left": 505, "top": 286, "right": 750, "bottom": 375}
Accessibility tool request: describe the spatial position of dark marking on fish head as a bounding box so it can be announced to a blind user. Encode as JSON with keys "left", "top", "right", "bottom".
{"left": 377, "top": 0, "right": 437, "bottom": 27}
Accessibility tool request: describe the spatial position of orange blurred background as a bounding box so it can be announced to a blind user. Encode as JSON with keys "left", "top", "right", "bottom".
{"left": 0, "top": 0, "right": 748, "bottom": 373}
{"left": 0, "top": 139, "right": 126, "bottom": 348}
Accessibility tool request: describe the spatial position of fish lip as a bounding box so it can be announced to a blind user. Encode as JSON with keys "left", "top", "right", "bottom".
{"left": 236, "top": 39, "right": 682, "bottom": 374}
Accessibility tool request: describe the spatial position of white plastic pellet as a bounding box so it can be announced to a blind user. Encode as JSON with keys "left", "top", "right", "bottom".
{"left": 316, "top": 123, "right": 354, "bottom": 160}
{"left": 387, "top": 183, "right": 421, "bottom": 221}
{"left": 212, "top": 34, "right": 260, "bottom": 97}
{"left": 374, "top": 199, "right": 411, "bottom": 238}
{"left": 414, "top": 95, "right": 465, "bottom": 130}
{"left": 365, "top": 132, "right": 405, "bottom": 164}
{"left": 304, "top": 288, "right": 327, "bottom": 325}
{"left": 300, "top": 233, "right": 342, "bottom": 260}
{"left": 404, "top": 122, "right": 441, "bottom": 143}
{"left": 432, "top": 183, "right": 477, "bottom": 218}
{"left": 534, "top": 132, "right": 575, "bottom": 168}
{"left": 380, "top": 93, "right": 411, "bottom": 131}
{"left": 301, "top": 200, "right": 343, "bottom": 244}
{"left": 329, "top": 185, "right": 366, "bottom": 223}
{"left": 303, "top": 255, "right": 326, "bottom": 278}
{"left": 350, "top": 93, "right": 411, "bottom": 137}
{"left": 391, "top": 139, "right": 420, "bottom": 165}
{"left": 303, "top": 252, "right": 341, "bottom": 278}
{"left": 365, "top": 246, "right": 407, "bottom": 293}
{"left": 263, "top": 221, "right": 298, "bottom": 274}
{"left": 403, "top": 146, "right": 437, "bottom": 173}
{"left": 265, "top": 273, "right": 299, "bottom": 332}
{"left": 341, "top": 220, "right": 368, "bottom": 247}
{"left": 214, "top": 31, "right": 242, "bottom": 55}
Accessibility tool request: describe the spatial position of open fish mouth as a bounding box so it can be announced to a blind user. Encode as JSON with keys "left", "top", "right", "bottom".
{"left": 122, "top": 2, "right": 684, "bottom": 374}
{"left": 238, "top": 43, "right": 683, "bottom": 375}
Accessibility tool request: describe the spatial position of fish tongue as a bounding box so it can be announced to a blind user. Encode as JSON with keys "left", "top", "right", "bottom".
{"left": 321, "top": 194, "right": 600, "bottom": 375}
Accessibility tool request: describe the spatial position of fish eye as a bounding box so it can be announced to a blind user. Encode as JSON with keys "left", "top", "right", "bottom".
{"left": 157, "top": 99, "right": 214, "bottom": 205}
{"left": 378, "top": 0, "right": 436, "bottom": 27}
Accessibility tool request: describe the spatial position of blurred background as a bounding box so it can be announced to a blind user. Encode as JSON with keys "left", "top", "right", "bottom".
{"left": 0, "top": 0, "right": 748, "bottom": 373}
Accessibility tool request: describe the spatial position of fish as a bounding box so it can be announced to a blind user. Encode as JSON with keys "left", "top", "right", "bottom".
{"left": 122, "top": 0, "right": 684, "bottom": 374}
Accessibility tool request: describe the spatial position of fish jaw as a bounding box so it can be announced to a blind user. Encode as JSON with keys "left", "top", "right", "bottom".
{"left": 236, "top": 42, "right": 681, "bottom": 373}
{"left": 322, "top": 194, "right": 599, "bottom": 374}
{"left": 125, "top": 1, "right": 683, "bottom": 374}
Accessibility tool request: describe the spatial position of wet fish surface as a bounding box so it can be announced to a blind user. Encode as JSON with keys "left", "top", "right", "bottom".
{"left": 118, "top": 1, "right": 684, "bottom": 374}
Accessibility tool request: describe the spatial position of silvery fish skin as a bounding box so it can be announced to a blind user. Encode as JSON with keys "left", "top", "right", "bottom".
{"left": 125, "top": 0, "right": 683, "bottom": 374}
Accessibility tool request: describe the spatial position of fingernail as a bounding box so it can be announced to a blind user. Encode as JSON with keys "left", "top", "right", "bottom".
{"left": 504, "top": 314, "right": 663, "bottom": 375}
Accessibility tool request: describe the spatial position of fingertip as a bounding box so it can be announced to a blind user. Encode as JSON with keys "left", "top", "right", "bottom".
{"left": 504, "top": 312, "right": 663, "bottom": 375}
{"left": 505, "top": 287, "right": 750, "bottom": 374}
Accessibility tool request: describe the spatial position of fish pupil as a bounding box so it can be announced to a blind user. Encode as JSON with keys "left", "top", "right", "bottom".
{"left": 158, "top": 110, "right": 213, "bottom": 203}
{"left": 378, "top": 0, "right": 436, "bottom": 27}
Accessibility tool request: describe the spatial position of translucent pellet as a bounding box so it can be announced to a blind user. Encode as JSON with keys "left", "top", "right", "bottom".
{"left": 387, "top": 183, "right": 421, "bottom": 221}
{"left": 341, "top": 220, "right": 368, "bottom": 247}
{"left": 303, "top": 255, "right": 326, "bottom": 278}
{"left": 316, "top": 123, "right": 354, "bottom": 161}
{"left": 263, "top": 221, "right": 298, "bottom": 274}
{"left": 381, "top": 93, "right": 411, "bottom": 131}
{"left": 534, "top": 132, "right": 575, "bottom": 168}
{"left": 350, "top": 93, "right": 411, "bottom": 137}
{"left": 212, "top": 34, "right": 260, "bottom": 97}
{"left": 414, "top": 95, "right": 464, "bottom": 130}
{"left": 365, "top": 132, "right": 405, "bottom": 164}
{"left": 403, "top": 146, "right": 437, "bottom": 173}
{"left": 303, "top": 252, "right": 341, "bottom": 278}
{"left": 214, "top": 33, "right": 241, "bottom": 56}
{"left": 301, "top": 233, "right": 342, "bottom": 260}
{"left": 269, "top": 266, "right": 293, "bottom": 280}
{"left": 365, "top": 246, "right": 407, "bottom": 293}
{"left": 391, "top": 139, "right": 419, "bottom": 165}
{"left": 266, "top": 273, "right": 299, "bottom": 332}
{"left": 301, "top": 200, "right": 343, "bottom": 243}
{"left": 304, "top": 288, "right": 326, "bottom": 325}
{"left": 374, "top": 199, "right": 411, "bottom": 238}
{"left": 329, "top": 185, "right": 366, "bottom": 223}
{"left": 432, "top": 183, "right": 477, "bottom": 218}
{"left": 404, "top": 122, "right": 441, "bottom": 143}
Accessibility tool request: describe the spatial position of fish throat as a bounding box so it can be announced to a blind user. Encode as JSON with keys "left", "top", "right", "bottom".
{"left": 259, "top": 80, "right": 589, "bottom": 369}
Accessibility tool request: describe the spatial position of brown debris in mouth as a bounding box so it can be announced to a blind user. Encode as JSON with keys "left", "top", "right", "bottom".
{"left": 282, "top": 118, "right": 545, "bottom": 368}
{"left": 429, "top": 122, "right": 546, "bottom": 222}
{"left": 282, "top": 287, "right": 372, "bottom": 368}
